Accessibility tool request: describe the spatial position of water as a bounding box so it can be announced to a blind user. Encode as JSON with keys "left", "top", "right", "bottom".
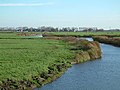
{"left": 22, "top": 34, "right": 43, "bottom": 38}
{"left": 35, "top": 39, "right": 120, "bottom": 90}
{"left": 80, "top": 37, "right": 93, "bottom": 41}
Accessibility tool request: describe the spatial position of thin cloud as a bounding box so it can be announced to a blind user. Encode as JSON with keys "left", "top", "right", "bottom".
{"left": 0, "top": 2, "right": 54, "bottom": 7}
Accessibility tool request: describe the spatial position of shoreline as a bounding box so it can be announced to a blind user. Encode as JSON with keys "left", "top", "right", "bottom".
{"left": 93, "top": 36, "right": 120, "bottom": 47}
{"left": 34, "top": 36, "right": 102, "bottom": 90}
{"left": 42, "top": 33, "right": 120, "bottom": 38}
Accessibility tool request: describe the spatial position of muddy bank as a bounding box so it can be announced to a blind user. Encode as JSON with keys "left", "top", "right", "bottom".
{"left": 0, "top": 37, "right": 102, "bottom": 90}
{"left": 0, "top": 62, "right": 71, "bottom": 90}
{"left": 42, "top": 33, "right": 90, "bottom": 37}
{"left": 93, "top": 36, "right": 120, "bottom": 47}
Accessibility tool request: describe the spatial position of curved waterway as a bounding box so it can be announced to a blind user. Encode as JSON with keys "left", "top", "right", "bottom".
{"left": 35, "top": 38, "right": 120, "bottom": 90}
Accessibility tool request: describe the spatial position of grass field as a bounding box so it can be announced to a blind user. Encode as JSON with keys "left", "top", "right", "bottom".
{"left": 46, "top": 31, "right": 120, "bottom": 36}
{"left": 0, "top": 37, "right": 73, "bottom": 82}
{"left": 0, "top": 32, "right": 19, "bottom": 39}
{"left": 0, "top": 31, "right": 120, "bottom": 39}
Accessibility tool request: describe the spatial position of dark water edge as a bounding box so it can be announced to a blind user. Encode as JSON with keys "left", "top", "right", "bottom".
{"left": 35, "top": 40, "right": 120, "bottom": 90}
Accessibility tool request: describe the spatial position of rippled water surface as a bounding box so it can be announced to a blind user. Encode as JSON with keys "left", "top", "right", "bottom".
{"left": 35, "top": 41, "right": 120, "bottom": 90}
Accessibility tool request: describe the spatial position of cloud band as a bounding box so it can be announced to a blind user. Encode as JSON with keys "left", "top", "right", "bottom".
{"left": 0, "top": 2, "right": 54, "bottom": 7}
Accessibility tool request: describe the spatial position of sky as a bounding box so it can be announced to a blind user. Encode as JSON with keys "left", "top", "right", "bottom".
{"left": 0, "top": 0, "right": 120, "bottom": 29}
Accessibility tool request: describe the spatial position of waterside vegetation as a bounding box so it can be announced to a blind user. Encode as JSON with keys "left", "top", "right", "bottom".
{"left": 43, "top": 31, "right": 120, "bottom": 37}
{"left": 0, "top": 32, "right": 101, "bottom": 90}
{"left": 93, "top": 36, "right": 120, "bottom": 47}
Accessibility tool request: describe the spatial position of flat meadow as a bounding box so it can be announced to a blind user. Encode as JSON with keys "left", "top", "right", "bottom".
{"left": 47, "top": 31, "right": 120, "bottom": 36}
{"left": 0, "top": 33, "right": 73, "bottom": 82}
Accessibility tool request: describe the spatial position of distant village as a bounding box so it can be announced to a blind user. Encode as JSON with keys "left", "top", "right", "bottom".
{"left": 0, "top": 26, "right": 120, "bottom": 32}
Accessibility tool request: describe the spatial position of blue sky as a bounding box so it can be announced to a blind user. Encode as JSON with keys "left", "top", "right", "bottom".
{"left": 0, "top": 0, "right": 120, "bottom": 29}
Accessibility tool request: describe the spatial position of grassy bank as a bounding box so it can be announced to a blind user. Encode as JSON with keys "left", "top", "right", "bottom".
{"left": 93, "top": 36, "right": 120, "bottom": 47}
{"left": 1, "top": 31, "right": 120, "bottom": 38}
{"left": 0, "top": 37, "right": 73, "bottom": 89}
{"left": 0, "top": 32, "right": 102, "bottom": 89}
{"left": 44, "top": 31, "right": 120, "bottom": 37}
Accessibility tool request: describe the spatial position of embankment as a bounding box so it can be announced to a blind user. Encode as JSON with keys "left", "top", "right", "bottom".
{"left": 93, "top": 36, "right": 120, "bottom": 47}
{"left": 60, "top": 37, "right": 102, "bottom": 64}
{"left": 42, "top": 33, "right": 120, "bottom": 38}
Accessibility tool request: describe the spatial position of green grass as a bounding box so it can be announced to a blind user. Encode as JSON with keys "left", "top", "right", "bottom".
{"left": 0, "top": 31, "right": 120, "bottom": 39}
{"left": 47, "top": 31, "right": 120, "bottom": 36}
{"left": 0, "top": 38, "right": 73, "bottom": 82}
{"left": 0, "top": 32, "right": 19, "bottom": 39}
{"left": 0, "top": 32, "right": 42, "bottom": 39}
